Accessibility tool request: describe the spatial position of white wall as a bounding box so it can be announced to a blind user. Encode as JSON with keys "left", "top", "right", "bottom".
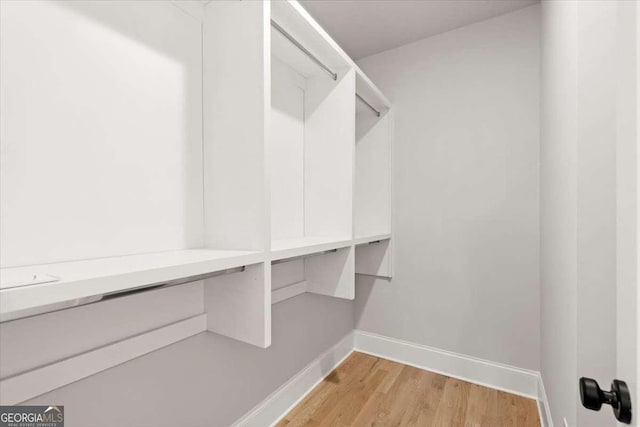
{"left": 540, "top": 1, "right": 578, "bottom": 425}
{"left": 575, "top": 2, "right": 617, "bottom": 426}
{"left": 355, "top": 5, "right": 541, "bottom": 370}
{"left": 541, "top": 1, "right": 621, "bottom": 426}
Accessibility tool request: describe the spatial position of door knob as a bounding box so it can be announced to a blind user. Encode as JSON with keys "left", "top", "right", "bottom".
{"left": 579, "top": 377, "right": 632, "bottom": 424}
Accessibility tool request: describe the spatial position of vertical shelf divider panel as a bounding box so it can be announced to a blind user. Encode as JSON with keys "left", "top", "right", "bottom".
{"left": 305, "top": 247, "right": 355, "bottom": 299}
{"left": 203, "top": 263, "right": 268, "bottom": 347}
{"left": 355, "top": 240, "right": 392, "bottom": 278}
{"left": 202, "top": 0, "right": 271, "bottom": 348}
{"left": 302, "top": 67, "right": 356, "bottom": 298}
{"left": 355, "top": 111, "right": 391, "bottom": 238}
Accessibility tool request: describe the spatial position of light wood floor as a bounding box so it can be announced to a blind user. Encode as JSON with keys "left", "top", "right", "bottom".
{"left": 276, "top": 352, "right": 540, "bottom": 427}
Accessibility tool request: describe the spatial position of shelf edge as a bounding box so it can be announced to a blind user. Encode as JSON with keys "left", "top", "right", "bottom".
{"left": 352, "top": 234, "right": 392, "bottom": 246}
{"left": 270, "top": 240, "right": 352, "bottom": 261}
{"left": 1, "top": 252, "right": 265, "bottom": 322}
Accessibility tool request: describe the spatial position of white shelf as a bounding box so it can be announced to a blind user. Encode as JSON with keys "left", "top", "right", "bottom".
{"left": 353, "top": 234, "right": 391, "bottom": 246}
{"left": 271, "top": 237, "right": 353, "bottom": 261}
{"left": 1, "top": 249, "right": 265, "bottom": 322}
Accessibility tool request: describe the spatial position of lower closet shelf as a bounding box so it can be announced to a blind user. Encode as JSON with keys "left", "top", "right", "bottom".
{"left": 0, "top": 249, "right": 265, "bottom": 322}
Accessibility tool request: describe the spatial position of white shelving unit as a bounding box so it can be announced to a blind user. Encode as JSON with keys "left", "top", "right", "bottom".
{"left": 270, "top": 3, "right": 354, "bottom": 255}
{"left": 0, "top": 0, "right": 392, "bottom": 352}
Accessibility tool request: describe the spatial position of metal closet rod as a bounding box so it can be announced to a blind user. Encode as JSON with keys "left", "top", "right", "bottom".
{"left": 0, "top": 266, "right": 246, "bottom": 323}
{"left": 269, "top": 20, "right": 383, "bottom": 118}
{"left": 271, "top": 19, "right": 338, "bottom": 81}
{"left": 356, "top": 93, "right": 381, "bottom": 117}
{"left": 271, "top": 249, "right": 338, "bottom": 265}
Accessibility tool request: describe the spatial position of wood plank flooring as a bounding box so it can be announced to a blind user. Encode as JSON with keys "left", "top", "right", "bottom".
{"left": 276, "top": 352, "right": 540, "bottom": 427}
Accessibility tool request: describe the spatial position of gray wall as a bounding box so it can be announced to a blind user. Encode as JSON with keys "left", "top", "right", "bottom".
{"left": 19, "top": 293, "right": 353, "bottom": 427}
{"left": 355, "top": 5, "right": 541, "bottom": 370}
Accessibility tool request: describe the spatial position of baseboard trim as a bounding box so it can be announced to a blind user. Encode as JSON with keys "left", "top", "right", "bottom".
{"left": 353, "top": 330, "right": 539, "bottom": 400}
{"left": 537, "top": 374, "right": 554, "bottom": 427}
{"left": 0, "top": 314, "right": 207, "bottom": 405}
{"left": 234, "top": 329, "right": 547, "bottom": 426}
{"left": 232, "top": 331, "right": 355, "bottom": 427}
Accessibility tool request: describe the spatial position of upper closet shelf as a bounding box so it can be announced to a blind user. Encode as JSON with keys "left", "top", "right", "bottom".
{"left": 352, "top": 234, "right": 392, "bottom": 246}
{"left": 271, "top": 237, "right": 353, "bottom": 261}
{"left": 0, "top": 249, "right": 264, "bottom": 322}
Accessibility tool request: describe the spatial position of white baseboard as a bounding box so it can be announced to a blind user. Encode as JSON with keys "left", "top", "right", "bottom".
{"left": 353, "top": 330, "right": 539, "bottom": 399}
{"left": 234, "top": 329, "right": 549, "bottom": 426}
{"left": 0, "top": 314, "right": 207, "bottom": 405}
{"left": 232, "top": 332, "right": 355, "bottom": 427}
{"left": 537, "top": 374, "right": 554, "bottom": 427}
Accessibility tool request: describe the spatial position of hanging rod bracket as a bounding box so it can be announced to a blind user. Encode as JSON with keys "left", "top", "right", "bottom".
{"left": 271, "top": 249, "right": 338, "bottom": 265}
